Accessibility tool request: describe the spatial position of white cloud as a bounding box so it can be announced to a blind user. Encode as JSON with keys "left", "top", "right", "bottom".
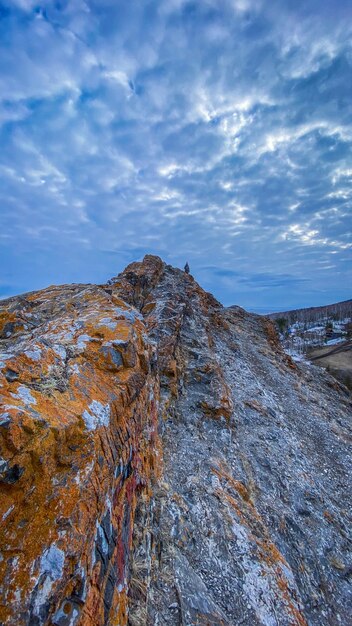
{"left": 0, "top": 0, "right": 351, "bottom": 308}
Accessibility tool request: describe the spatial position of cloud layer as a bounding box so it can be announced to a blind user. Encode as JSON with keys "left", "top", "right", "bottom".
{"left": 0, "top": 0, "right": 351, "bottom": 310}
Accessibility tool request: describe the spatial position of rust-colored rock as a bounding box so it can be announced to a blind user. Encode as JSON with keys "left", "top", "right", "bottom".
{"left": 0, "top": 283, "right": 160, "bottom": 625}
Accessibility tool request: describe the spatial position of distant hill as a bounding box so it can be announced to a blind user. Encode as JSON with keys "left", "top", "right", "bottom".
{"left": 266, "top": 299, "right": 352, "bottom": 324}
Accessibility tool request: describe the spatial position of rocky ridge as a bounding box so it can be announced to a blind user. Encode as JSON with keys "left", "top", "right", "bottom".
{"left": 0, "top": 255, "right": 351, "bottom": 625}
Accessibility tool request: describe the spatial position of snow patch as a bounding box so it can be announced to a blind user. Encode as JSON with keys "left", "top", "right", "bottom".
{"left": 284, "top": 349, "right": 309, "bottom": 363}
{"left": 326, "top": 337, "right": 345, "bottom": 346}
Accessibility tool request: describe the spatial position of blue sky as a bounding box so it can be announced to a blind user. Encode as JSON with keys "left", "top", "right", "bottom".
{"left": 0, "top": 0, "right": 351, "bottom": 312}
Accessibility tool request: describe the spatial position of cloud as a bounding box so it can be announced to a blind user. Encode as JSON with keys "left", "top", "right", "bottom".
{"left": 0, "top": 0, "right": 351, "bottom": 310}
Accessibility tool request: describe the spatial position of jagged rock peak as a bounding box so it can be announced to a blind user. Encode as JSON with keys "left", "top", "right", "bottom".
{"left": 109, "top": 254, "right": 221, "bottom": 310}
{"left": 0, "top": 257, "right": 351, "bottom": 626}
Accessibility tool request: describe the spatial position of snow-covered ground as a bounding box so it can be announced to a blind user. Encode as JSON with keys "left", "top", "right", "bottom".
{"left": 278, "top": 315, "right": 351, "bottom": 356}
{"left": 284, "top": 348, "right": 310, "bottom": 363}
{"left": 325, "top": 337, "right": 346, "bottom": 346}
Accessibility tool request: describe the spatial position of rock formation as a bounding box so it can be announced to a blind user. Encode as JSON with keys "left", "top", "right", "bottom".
{"left": 0, "top": 255, "right": 351, "bottom": 625}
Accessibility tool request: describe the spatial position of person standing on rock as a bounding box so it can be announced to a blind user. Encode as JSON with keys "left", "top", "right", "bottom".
{"left": 184, "top": 262, "right": 190, "bottom": 274}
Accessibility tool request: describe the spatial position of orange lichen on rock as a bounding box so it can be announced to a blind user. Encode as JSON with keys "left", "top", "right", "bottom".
{"left": 0, "top": 310, "right": 24, "bottom": 339}
{"left": 0, "top": 283, "right": 159, "bottom": 625}
{"left": 244, "top": 398, "right": 268, "bottom": 416}
{"left": 261, "top": 317, "right": 298, "bottom": 370}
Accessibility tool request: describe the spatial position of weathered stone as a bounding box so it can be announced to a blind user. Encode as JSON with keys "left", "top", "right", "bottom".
{"left": 0, "top": 460, "right": 24, "bottom": 484}
{"left": 0, "top": 281, "right": 159, "bottom": 625}
{"left": 4, "top": 368, "right": 19, "bottom": 382}
{"left": 175, "top": 552, "right": 230, "bottom": 625}
{"left": 0, "top": 256, "right": 351, "bottom": 626}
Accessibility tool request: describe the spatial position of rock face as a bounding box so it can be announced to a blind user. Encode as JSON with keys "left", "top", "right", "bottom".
{"left": 0, "top": 256, "right": 351, "bottom": 626}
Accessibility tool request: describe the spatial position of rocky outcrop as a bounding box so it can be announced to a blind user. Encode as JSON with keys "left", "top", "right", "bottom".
{"left": 0, "top": 256, "right": 351, "bottom": 625}
{"left": 0, "top": 281, "right": 160, "bottom": 625}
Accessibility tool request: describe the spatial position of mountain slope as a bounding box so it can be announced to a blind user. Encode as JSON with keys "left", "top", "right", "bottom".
{"left": 0, "top": 256, "right": 351, "bottom": 626}
{"left": 267, "top": 299, "right": 352, "bottom": 324}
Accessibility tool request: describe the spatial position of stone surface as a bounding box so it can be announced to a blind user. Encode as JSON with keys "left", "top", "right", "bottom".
{"left": 0, "top": 282, "right": 160, "bottom": 625}
{"left": 0, "top": 255, "right": 351, "bottom": 625}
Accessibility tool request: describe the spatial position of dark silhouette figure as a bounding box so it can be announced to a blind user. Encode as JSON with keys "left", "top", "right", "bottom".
{"left": 184, "top": 262, "right": 190, "bottom": 274}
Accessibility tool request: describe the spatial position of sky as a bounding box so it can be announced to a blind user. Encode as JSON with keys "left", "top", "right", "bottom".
{"left": 0, "top": 0, "right": 351, "bottom": 312}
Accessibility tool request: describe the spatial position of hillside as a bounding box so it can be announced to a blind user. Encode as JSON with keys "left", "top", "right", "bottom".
{"left": 267, "top": 299, "right": 352, "bottom": 325}
{"left": 267, "top": 299, "right": 352, "bottom": 389}
{"left": 308, "top": 340, "right": 352, "bottom": 390}
{"left": 0, "top": 256, "right": 351, "bottom": 626}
